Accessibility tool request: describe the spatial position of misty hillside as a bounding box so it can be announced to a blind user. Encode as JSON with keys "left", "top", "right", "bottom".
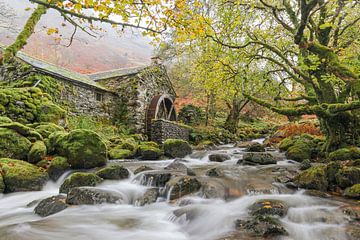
{"left": 0, "top": 0, "right": 153, "bottom": 74}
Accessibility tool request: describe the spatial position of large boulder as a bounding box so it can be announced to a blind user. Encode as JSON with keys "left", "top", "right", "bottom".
{"left": 27, "top": 141, "right": 47, "bottom": 164}
{"left": 165, "top": 176, "right": 201, "bottom": 200}
{"left": 108, "top": 147, "right": 134, "bottom": 160}
{"left": 163, "top": 139, "right": 192, "bottom": 158}
{"left": 59, "top": 172, "right": 103, "bottom": 194}
{"left": 208, "top": 153, "right": 231, "bottom": 162}
{"left": 329, "top": 147, "right": 360, "bottom": 161}
{"left": 47, "top": 156, "right": 70, "bottom": 181}
{"left": 344, "top": 184, "right": 360, "bottom": 199}
{"left": 239, "top": 152, "right": 276, "bottom": 165}
{"left": 34, "top": 195, "right": 68, "bottom": 217}
{"left": 0, "top": 158, "right": 48, "bottom": 192}
{"left": 293, "top": 165, "right": 328, "bottom": 191}
{"left": 138, "top": 143, "right": 163, "bottom": 160}
{"left": 66, "top": 187, "right": 123, "bottom": 205}
{"left": 53, "top": 129, "right": 107, "bottom": 169}
{"left": 0, "top": 127, "right": 32, "bottom": 160}
{"left": 335, "top": 167, "right": 360, "bottom": 189}
{"left": 285, "top": 142, "right": 311, "bottom": 162}
{"left": 96, "top": 165, "right": 129, "bottom": 180}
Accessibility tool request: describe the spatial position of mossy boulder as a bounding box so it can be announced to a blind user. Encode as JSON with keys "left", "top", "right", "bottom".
{"left": 278, "top": 137, "right": 294, "bottom": 152}
{"left": 47, "top": 131, "right": 67, "bottom": 154}
{"left": 27, "top": 141, "right": 47, "bottom": 164}
{"left": 59, "top": 172, "right": 103, "bottom": 194}
{"left": 194, "top": 140, "right": 215, "bottom": 150}
{"left": 0, "top": 122, "right": 43, "bottom": 142}
{"left": 335, "top": 167, "right": 360, "bottom": 188}
{"left": 329, "top": 147, "right": 360, "bottom": 161}
{"left": 0, "top": 174, "right": 4, "bottom": 193}
{"left": 119, "top": 138, "right": 138, "bottom": 153}
{"left": 53, "top": 130, "right": 107, "bottom": 169}
{"left": 294, "top": 165, "right": 328, "bottom": 191}
{"left": 240, "top": 152, "right": 276, "bottom": 165}
{"left": 96, "top": 165, "right": 129, "bottom": 180}
{"left": 163, "top": 139, "right": 192, "bottom": 158}
{"left": 109, "top": 147, "right": 134, "bottom": 159}
{"left": 286, "top": 142, "right": 311, "bottom": 162}
{"left": 0, "top": 158, "right": 48, "bottom": 192}
{"left": 0, "top": 127, "right": 32, "bottom": 160}
{"left": 0, "top": 116, "right": 12, "bottom": 124}
{"left": 245, "top": 142, "right": 265, "bottom": 152}
{"left": 34, "top": 123, "right": 65, "bottom": 138}
{"left": 138, "top": 144, "right": 163, "bottom": 160}
{"left": 0, "top": 87, "right": 66, "bottom": 124}
{"left": 344, "top": 184, "right": 360, "bottom": 199}
{"left": 48, "top": 156, "right": 70, "bottom": 181}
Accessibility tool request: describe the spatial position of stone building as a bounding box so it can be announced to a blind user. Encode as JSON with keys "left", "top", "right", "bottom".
{"left": 0, "top": 48, "right": 188, "bottom": 140}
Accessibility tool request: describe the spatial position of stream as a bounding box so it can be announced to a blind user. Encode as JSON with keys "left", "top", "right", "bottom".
{"left": 0, "top": 140, "right": 358, "bottom": 240}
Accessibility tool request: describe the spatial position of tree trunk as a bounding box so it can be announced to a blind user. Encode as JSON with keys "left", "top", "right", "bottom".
{"left": 3, "top": 4, "right": 47, "bottom": 63}
{"left": 224, "top": 98, "right": 248, "bottom": 133}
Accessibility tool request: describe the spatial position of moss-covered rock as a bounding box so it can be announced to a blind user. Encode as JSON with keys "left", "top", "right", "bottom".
{"left": 329, "top": 147, "right": 360, "bottom": 161}
{"left": 163, "top": 139, "right": 192, "bottom": 158}
{"left": 325, "top": 161, "right": 342, "bottom": 186}
{"left": 294, "top": 165, "right": 328, "bottom": 191}
{"left": 0, "top": 116, "right": 12, "bottom": 124}
{"left": 47, "top": 131, "right": 67, "bottom": 154}
{"left": 27, "top": 141, "right": 47, "bottom": 163}
{"left": 194, "top": 140, "right": 215, "bottom": 150}
{"left": 278, "top": 137, "right": 294, "bottom": 152}
{"left": 343, "top": 184, "right": 360, "bottom": 199}
{"left": 96, "top": 165, "right": 129, "bottom": 180}
{"left": 335, "top": 167, "right": 360, "bottom": 188}
{"left": 286, "top": 142, "right": 311, "bottom": 162}
{"left": 0, "top": 158, "right": 48, "bottom": 192}
{"left": 109, "top": 147, "right": 134, "bottom": 159}
{"left": 54, "top": 130, "right": 107, "bottom": 169}
{"left": 0, "top": 174, "right": 4, "bottom": 193}
{"left": 34, "top": 123, "right": 65, "bottom": 138}
{"left": 59, "top": 172, "right": 103, "bottom": 194}
{"left": 0, "top": 127, "right": 32, "bottom": 160}
{"left": 245, "top": 142, "right": 265, "bottom": 152}
{"left": 139, "top": 143, "right": 163, "bottom": 160}
{"left": 0, "top": 87, "right": 66, "bottom": 124}
{"left": 47, "top": 156, "right": 70, "bottom": 181}
{"left": 0, "top": 122, "right": 42, "bottom": 141}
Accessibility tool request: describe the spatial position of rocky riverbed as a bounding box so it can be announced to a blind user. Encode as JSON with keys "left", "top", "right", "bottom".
{"left": 0, "top": 140, "right": 358, "bottom": 240}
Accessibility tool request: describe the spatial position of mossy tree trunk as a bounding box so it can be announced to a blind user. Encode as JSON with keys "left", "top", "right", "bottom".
{"left": 224, "top": 98, "right": 248, "bottom": 133}
{"left": 2, "top": 4, "right": 47, "bottom": 63}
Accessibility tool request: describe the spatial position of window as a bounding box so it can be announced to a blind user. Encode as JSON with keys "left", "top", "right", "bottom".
{"left": 95, "top": 92, "right": 103, "bottom": 102}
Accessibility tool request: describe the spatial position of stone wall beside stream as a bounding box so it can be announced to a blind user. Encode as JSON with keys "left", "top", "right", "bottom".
{"left": 151, "top": 119, "right": 190, "bottom": 143}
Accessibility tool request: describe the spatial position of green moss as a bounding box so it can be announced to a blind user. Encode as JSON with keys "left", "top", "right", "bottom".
{"left": 27, "top": 141, "right": 47, "bottom": 164}
{"left": 278, "top": 137, "right": 294, "bottom": 152}
{"left": 0, "top": 116, "right": 12, "bottom": 124}
{"left": 47, "top": 131, "right": 67, "bottom": 154}
{"left": 138, "top": 144, "right": 163, "bottom": 160}
{"left": 47, "top": 156, "right": 70, "bottom": 181}
{"left": 96, "top": 165, "right": 129, "bottom": 180}
{"left": 344, "top": 184, "right": 360, "bottom": 199}
{"left": 294, "top": 165, "right": 328, "bottom": 191}
{"left": 0, "top": 174, "right": 4, "bottom": 193}
{"left": 34, "top": 123, "right": 65, "bottom": 138}
{"left": 0, "top": 158, "right": 48, "bottom": 192}
{"left": 59, "top": 172, "right": 103, "bottom": 194}
{"left": 0, "top": 127, "right": 32, "bottom": 160}
{"left": 335, "top": 167, "right": 360, "bottom": 188}
{"left": 109, "top": 147, "right": 134, "bottom": 159}
{"left": 328, "top": 147, "right": 360, "bottom": 161}
{"left": 55, "top": 129, "right": 107, "bottom": 169}
{"left": 286, "top": 142, "right": 311, "bottom": 162}
{"left": 163, "top": 139, "right": 192, "bottom": 158}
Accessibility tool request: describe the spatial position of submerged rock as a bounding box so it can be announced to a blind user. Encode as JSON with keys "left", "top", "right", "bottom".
{"left": 0, "top": 158, "right": 48, "bottom": 193}
{"left": 59, "top": 172, "right": 103, "bottom": 194}
{"left": 66, "top": 187, "right": 123, "bottom": 205}
{"left": 163, "top": 139, "right": 192, "bottom": 158}
{"left": 135, "top": 188, "right": 159, "bottom": 206}
{"left": 239, "top": 152, "right": 276, "bottom": 165}
{"left": 96, "top": 165, "right": 129, "bottom": 180}
{"left": 133, "top": 165, "right": 153, "bottom": 175}
{"left": 34, "top": 195, "right": 68, "bottom": 217}
{"left": 209, "top": 153, "right": 231, "bottom": 162}
{"left": 166, "top": 176, "right": 201, "bottom": 200}
{"left": 47, "top": 156, "right": 70, "bottom": 181}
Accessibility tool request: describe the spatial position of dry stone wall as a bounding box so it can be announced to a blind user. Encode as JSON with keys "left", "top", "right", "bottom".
{"left": 151, "top": 119, "right": 190, "bottom": 143}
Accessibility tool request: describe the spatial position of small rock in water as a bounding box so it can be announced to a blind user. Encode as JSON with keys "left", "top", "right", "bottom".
{"left": 133, "top": 165, "right": 153, "bottom": 175}
{"left": 141, "top": 171, "right": 172, "bottom": 187}
{"left": 304, "top": 189, "right": 331, "bottom": 198}
{"left": 201, "top": 180, "right": 228, "bottom": 199}
{"left": 136, "top": 188, "right": 159, "bottom": 206}
{"left": 164, "top": 159, "right": 188, "bottom": 172}
{"left": 209, "top": 153, "right": 231, "bottom": 162}
{"left": 235, "top": 215, "right": 288, "bottom": 237}
{"left": 34, "top": 195, "right": 68, "bottom": 217}
{"left": 249, "top": 199, "right": 288, "bottom": 217}
{"left": 66, "top": 187, "right": 123, "bottom": 205}
{"left": 166, "top": 176, "right": 202, "bottom": 200}
{"left": 96, "top": 165, "right": 129, "bottom": 180}
{"left": 238, "top": 153, "right": 276, "bottom": 165}
{"left": 245, "top": 143, "right": 265, "bottom": 152}
{"left": 206, "top": 167, "right": 224, "bottom": 177}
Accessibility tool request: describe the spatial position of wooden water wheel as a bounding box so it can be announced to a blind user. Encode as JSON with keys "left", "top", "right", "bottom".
{"left": 146, "top": 95, "right": 177, "bottom": 137}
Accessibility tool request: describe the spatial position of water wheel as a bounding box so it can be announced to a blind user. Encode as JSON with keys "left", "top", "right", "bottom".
{"left": 146, "top": 95, "right": 177, "bottom": 137}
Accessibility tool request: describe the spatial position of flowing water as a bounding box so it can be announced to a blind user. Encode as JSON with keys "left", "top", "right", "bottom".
{"left": 0, "top": 140, "right": 357, "bottom": 240}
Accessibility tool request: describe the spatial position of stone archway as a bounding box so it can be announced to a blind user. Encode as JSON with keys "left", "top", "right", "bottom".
{"left": 146, "top": 94, "right": 177, "bottom": 137}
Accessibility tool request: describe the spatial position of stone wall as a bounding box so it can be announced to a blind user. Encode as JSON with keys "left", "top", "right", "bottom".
{"left": 99, "top": 64, "right": 176, "bottom": 133}
{"left": 151, "top": 119, "right": 190, "bottom": 143}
